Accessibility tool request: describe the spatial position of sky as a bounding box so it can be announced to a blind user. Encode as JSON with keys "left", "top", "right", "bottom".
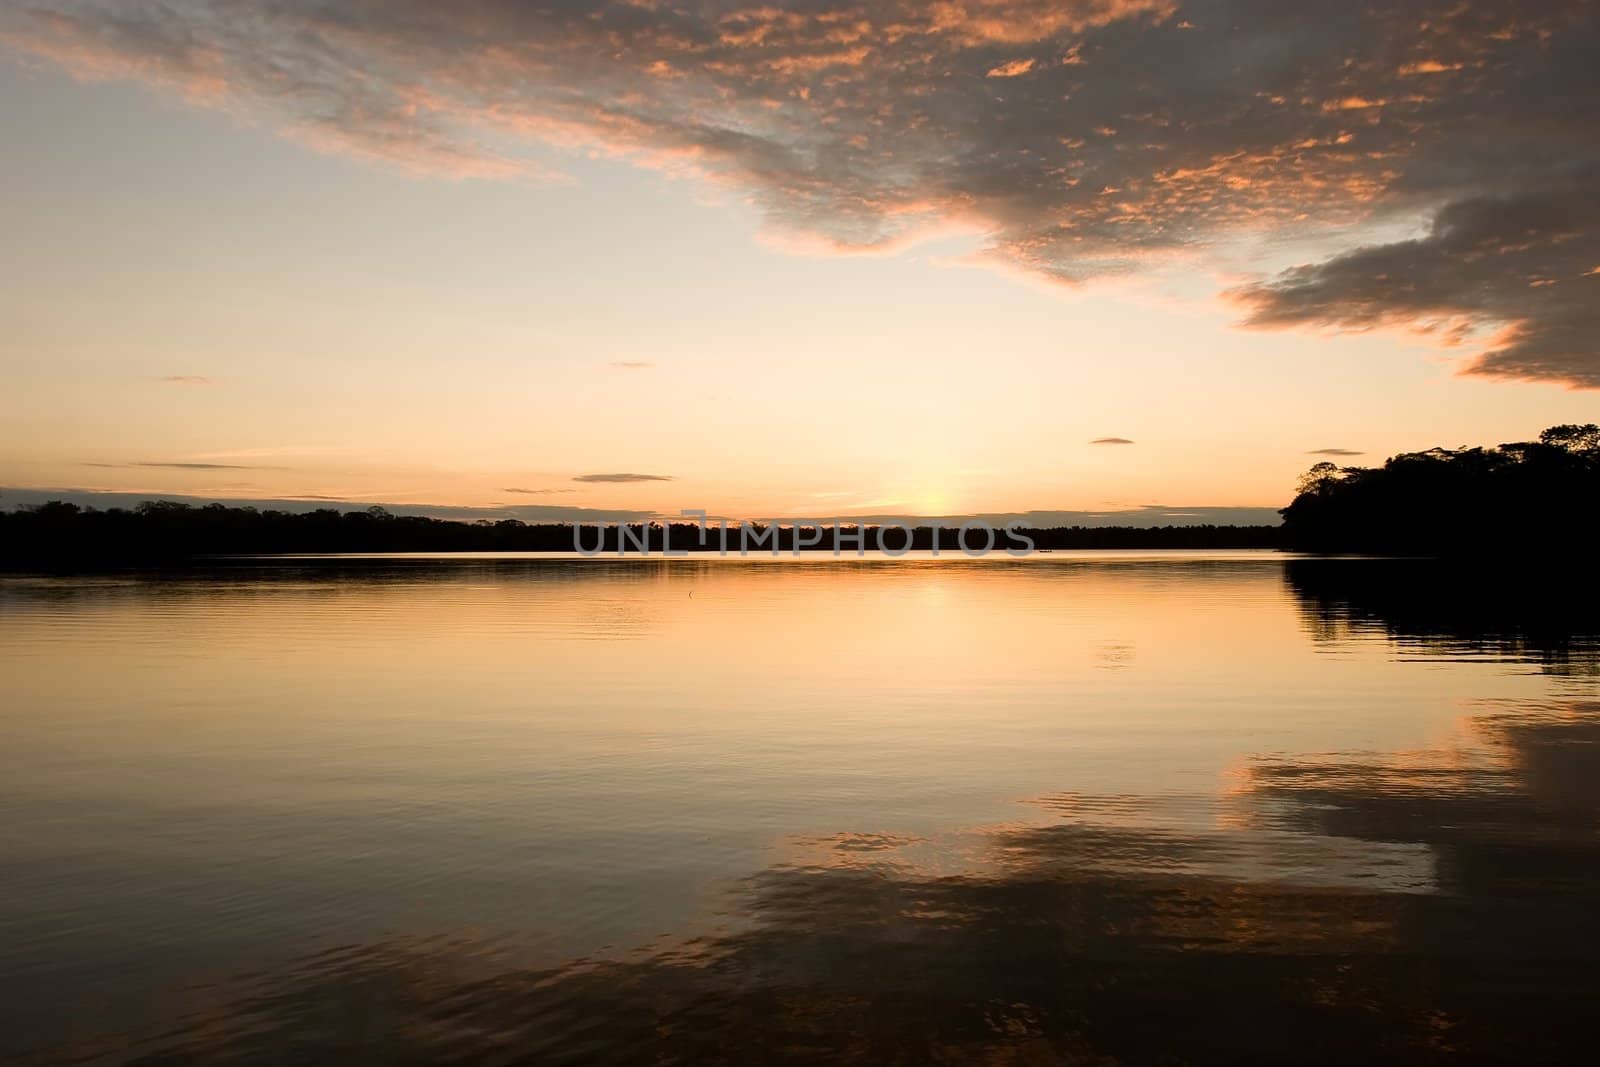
{"left": 2, "top": 0, "right": 1597, "bottom": 523}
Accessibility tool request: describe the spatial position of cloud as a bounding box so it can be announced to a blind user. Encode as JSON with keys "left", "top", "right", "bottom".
{"left": 986, "top": 58, "right": 1037, "bottom": 78}
{"left": 159, "top": 375, "right": 212, "bottom": 384}
{"left": 1233, "top": 178, "right": 1600, "bottom": 387}
{"left": 82, "top": 461, "right": 274, "bottom": 471}
{"left": 573, "top": 472, "right": 674, "bottom": 483}
{"left": 4, "top": 1, "right": 1598, "bottom": 384}
{"left": 1307, "top": 448, "right": 1364, "bottom": 456}
{"left": 609, "top": 361, "right": 654, "bottom": 370}
{"left": 1091, "top": 437, "right": 1135, "bottom": 445}
{"left": 502, "top": 487, "right": 577, "bottom": 495}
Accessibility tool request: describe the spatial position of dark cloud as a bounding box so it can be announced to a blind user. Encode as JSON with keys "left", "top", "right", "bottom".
{"left": 1307, "top": 448, "right": 1364, "bottom": 456}
{"left": 501, "top": 487, "right": 577, "bottom": 495}
{"left": 3, "top": 0, "right": 1598, "bottom": 383}
{"left": 573, "top": 472, "right": 674, "bottom": 483}
{"left": 1091, "top": 437, "right": 1135, "bottom": 445}
{"left": 1234, "top": 178, "right": 1600, "bottom": 386}
{"left": 158, "top": 375, "right": 212, "bottom": 384}
{"left": 82, "top": 461, "right": 273, "bottom": 471}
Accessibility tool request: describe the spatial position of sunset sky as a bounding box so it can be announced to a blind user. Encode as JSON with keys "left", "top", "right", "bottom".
{"left": 3, "top": 0, "right": 1597, "bottom": 522}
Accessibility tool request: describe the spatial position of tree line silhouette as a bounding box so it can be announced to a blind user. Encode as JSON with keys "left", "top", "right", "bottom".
{"left": 0, "top": 502, "right": 1273, "bottom": 566}
{"left": 0, "top": 501, "right": 1276, "bottom": 566}
{"left": 6, "top": 423, "right": 1591, "bottom": 564}
{"left": 1281, "top": 424, "right": 1600, "bottom": 554}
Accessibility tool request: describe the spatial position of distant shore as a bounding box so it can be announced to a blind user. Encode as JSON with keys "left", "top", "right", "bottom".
{"left": 0, "top": 500, "right": 1283, "bottom": 567}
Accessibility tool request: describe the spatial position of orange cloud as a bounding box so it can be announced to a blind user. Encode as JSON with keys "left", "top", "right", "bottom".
{"left": 4, "top": 0, "right": 1597, "bottom": 383}
{"left": 986, "top": 57, "right": 1036, "bottom": 77}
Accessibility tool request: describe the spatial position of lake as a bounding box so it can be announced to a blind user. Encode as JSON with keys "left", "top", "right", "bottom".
{"left": 3, "top": 552, "right": 1598, "bottom": 1063}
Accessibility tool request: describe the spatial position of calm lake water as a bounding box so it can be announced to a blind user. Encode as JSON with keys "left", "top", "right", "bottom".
{"left": 3, "top": 552, "right": 1598, "bottom": 1063}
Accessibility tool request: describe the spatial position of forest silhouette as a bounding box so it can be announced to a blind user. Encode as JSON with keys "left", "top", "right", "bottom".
{"left": 3, "top": 424, "right": 1596, "bottom": 563}
{"left": 1280, "top": 424, "right": 1600, "bottom": 554}
{"left": 0, "top": 502, "right": 1274, "bottom": 565}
